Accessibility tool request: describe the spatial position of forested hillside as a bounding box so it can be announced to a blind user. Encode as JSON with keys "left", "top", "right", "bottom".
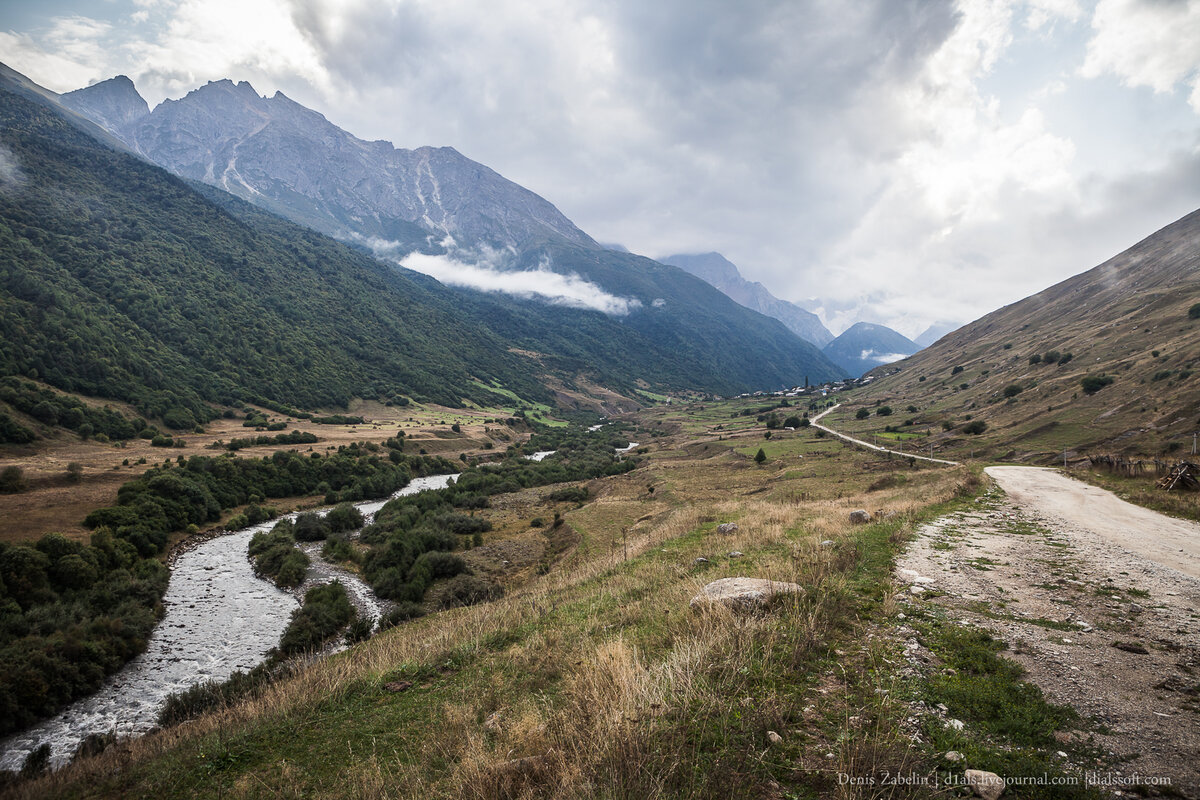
{"left": 0, "top": 76, "right": 550, "bottom": 423}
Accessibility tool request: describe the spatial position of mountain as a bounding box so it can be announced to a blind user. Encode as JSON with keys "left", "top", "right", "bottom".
{"left": 821, "top": 322, "right": 919, "bottom": 378}
{"left": 0, "top": 68, "right": 571, "bottom": 418}
{"left": 843, "top": 208, "right": 1200, "bottom": 460}
{"left": 60, "top": 75, "right": 844, "bottom": 392}
{"left": 662, "top": 252, "right": 834, "bottom": 347}
{"left": 60, "top": 75, "right": 149, "bottom": 133}
{"left": 914, "top": 321, "right": 960, "bottom": 348}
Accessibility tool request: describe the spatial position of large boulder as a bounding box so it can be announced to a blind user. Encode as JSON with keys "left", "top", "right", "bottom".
{"left": 849, "top": 509, "right": 871, "bottom": 524}
{"left": 716, "top": 522, "right": 739, "bottom": 535}
{"left": 689, "top": 577, "right": 804, "bottom": 611}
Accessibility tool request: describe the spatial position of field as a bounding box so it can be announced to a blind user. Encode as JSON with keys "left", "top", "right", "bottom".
{"left": 4, "top": 396, "right": 1113, "bottom": 800}
{"left": 0, "top": 391, "right": 548, "bottom": 545}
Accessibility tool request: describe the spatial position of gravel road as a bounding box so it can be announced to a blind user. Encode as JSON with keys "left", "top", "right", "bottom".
{"left": 896, "top": 467, "right": 1200, "bottom": 796}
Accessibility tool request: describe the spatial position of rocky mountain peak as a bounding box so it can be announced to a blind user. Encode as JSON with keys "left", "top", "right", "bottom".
{"left": 59, "top": 75, "right": 149, "bottom": 132}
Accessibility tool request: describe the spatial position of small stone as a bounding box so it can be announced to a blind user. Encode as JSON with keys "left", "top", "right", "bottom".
{"left": 820, "top": 540, "right": 835, "bottom": 546}
{"left": 766, "top": 730, "right": 783, "bottom": 744}
{"left": 694, "top": 557, "right": 710, "bottom": 565}
{"left": 945, "top": 718, "right": 964, "bottom": 730}
{"left": 910, "top": 585, "right": 926, "bottom": 595}
{"left": 944, "top": 750, "right": 963, "bottom": 762}
{"left": 717, "top": 522, "right": 739, "bottom": 535}
{"left": 728, "top": 551, "right": 744, "bottom": 558}
{"left": 964, "top": 769, "right": 1005, "bottom": 800}
{"left": 484, "top": 711, "right": 502, "bottom": 732}
{"left": 1128, "top": 603, "right": 1144, "bottom": 614}
{"left": 849, "top": 509, "right": 871, "bottom": 524}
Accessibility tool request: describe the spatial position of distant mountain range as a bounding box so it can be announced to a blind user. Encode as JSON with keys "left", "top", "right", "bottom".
{"left": 0, "top": 64, "right": 846, "bottom": 426}
{"left": 661, "top": 253, "right": 834, "bottom": 347}
{"left": 821, "top": 322, "right": 920, "bottom": 378}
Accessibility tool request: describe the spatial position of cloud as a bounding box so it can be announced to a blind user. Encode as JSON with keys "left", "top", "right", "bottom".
{"left": 1081, "top": 0, "right": 1200, "bottom": 111}
{"left": 860, "top": 350, "right": 910, "bottom": 364}
{"left": 399, "top": 253, "right": 643, "bottom": 315}
{"left": 354, "top": 234, "right": 642, "bottom": 315}
{"left": 0, "top": 145, "right": 26, "bottom": 194}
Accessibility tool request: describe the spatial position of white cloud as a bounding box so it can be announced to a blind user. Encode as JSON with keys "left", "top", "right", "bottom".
{"left": 1082, "top": 0, "right": 1200, "bottom": 111}
{"left": 399, "top": 252, "right": 642, "bottom": 315}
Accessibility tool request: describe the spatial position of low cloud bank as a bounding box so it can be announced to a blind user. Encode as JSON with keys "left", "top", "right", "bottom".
{"left": 355, "top": 234, "right": 642, "bottom": 316}
{"left": 859, "top": 349, "right": 908, "bottom": 364}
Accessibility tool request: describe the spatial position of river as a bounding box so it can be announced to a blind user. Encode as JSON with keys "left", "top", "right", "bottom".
{"left": 0, "top": 472, "right": 458, "bottom": 771}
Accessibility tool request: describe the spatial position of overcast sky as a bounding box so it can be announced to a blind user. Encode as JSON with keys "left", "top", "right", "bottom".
{"left": 3, "top": 0, "right": 1199, "bottom": 337}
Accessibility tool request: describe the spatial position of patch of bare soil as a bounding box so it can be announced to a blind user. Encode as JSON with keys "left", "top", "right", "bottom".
{"left": 898, "top": 481, "right": 1200, "bottom": 796}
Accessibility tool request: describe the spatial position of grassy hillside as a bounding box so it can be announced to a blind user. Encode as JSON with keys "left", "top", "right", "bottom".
{"left": 4, "top": 400, "right": 1114, "bottom": 799}
{"left": 836, "top": 210, "right": 1200, "bottom": 462}
{"left": 0, "top": 76, "right": 558, "bottom": 419}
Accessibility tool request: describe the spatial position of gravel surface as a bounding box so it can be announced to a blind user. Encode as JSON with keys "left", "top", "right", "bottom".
{"left": 897, "top": 467, "right": 1200, "bottom": 796}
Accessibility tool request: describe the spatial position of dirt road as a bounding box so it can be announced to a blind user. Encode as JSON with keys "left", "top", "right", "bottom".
{"left": 811, "top": 404, "right": 958, "bottom": 466}
{"left": 896, "top": 467, "right": 1200, "bottom": 796}
{"left": 987, "top": 466, "right": 1200, "bottom": 580}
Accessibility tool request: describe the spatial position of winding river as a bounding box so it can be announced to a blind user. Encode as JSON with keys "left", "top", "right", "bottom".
{"left": 0, "top": 472, "right": 458, "bottom": 770}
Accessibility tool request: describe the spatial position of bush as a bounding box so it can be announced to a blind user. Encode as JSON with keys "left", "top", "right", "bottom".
{"left": 1080, "top": 375, "right": 1114, "bottom": 395}
{"left": 1028, "top": 354, "right": 1042, "bottom": 365}
{"left": 380, "top": 602, "right": 425, "bottom": 628}
{"left": 1002, "top": 384, "right": 1023, "bottom": 398}
{"left": 325, "top": 503, "right": 365, "bottom": 533}
{"left": 1189, "top": 302, "right": 1200, "bottom": 319}
{"left": 437, "top": 574, "right": 503, "bottom": 610}
{"left": 855, "top": 408, "right": 870, "bottom": 420}
{"left": 951, "top": 365, "right": 964, "bottom": 375}
{"left": 876, "top": 406, "right": 893, "bottom": 417}
{"left": 0, "top": 466, "right": 26, "bottom": 493}
{"left": 279, "top": 581, "right": 356, "bottom": 654}
{"left": 548, "top": 486, "right": 589, "bottom": 503}
{"left": 1057, "top": 353, "right": 1073, "bottom": 366}
{"left": 1043, "top": 350, "right": 1061, "bottom": 365}
{"left": 754, "top": 448, "right": 767, "bottom": 464}
{"left": 293, "top": 512, "right": 332, "bottom": 542}
{"left": 783, "top": 415, "right": 802, "bottom": 428}
{"left": 962, "top": 420, "right": 988, "bottom": 435}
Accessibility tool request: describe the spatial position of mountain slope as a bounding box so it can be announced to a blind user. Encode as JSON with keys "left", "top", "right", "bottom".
{"left": 842, "top": 208, "right": 1200, "bottom": 459}
{"left": 62, "top": 74, "right": 844, "bottom": 390}
{"left": 821, "top": 322, "right": 919, "bottom": 378}
{"left": 662, "top": 252, "right": 834, "bottom": 347}
{"left": 0, "top": 67, "right": 555, "bottom": 418}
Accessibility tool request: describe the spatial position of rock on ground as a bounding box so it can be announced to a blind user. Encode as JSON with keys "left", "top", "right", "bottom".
{"left": 689, "top": 577, "right": 804, "bottom": 611}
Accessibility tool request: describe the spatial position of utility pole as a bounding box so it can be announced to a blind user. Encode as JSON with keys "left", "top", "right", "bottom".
{"left": 1193, "top": 432, "right": 1197, "bottom": 456}
{"left": 1063, "top": 448, "right": 1068, "bottom": 469}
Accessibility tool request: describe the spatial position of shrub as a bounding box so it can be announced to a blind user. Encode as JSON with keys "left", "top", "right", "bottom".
{"left": 1190, "top": 302, "right": 1200, "bottom": 319}
{"left": 437, "top": 574, "right": 503, "bottom": 609}
{"left": 1028, "top": 354, "right": 1042, "bottom": 365}
{"left": 293, "top": 512, "right": 332, "bottom": 542}
{"left": 876, "top": 406, "right": 893, "bottom": 417}
{"left": 548, "top": 486, "right": 589, "bottom": 503}
{"left": 1057, "top": 353, "right": 1073, "bottom": 366}
{"left": 783, "top": 416, "right": 802, "bottom": 428}
{"left": 754, "top": 448, "right": 766, "bottom": 464}
{"left": 279, "top": 581, "right": 356, "bottom": 654}
{"left": 0, "top": 466, "right": 26, "bottom": 493}
{"left": 951, "top": 365, "right": 964, "bottom": 375}
{"left": 962, "top": 420, "right": 988, "bottom": 435}
{"left": 855, "top": 408, "right": 870, "bottom": 420}
{"left": 325, "top": 503, "right": 365, "bottom": 533}
{"left": 1002, "top": 384, "right": 1023, "bottom": 398}
{"left": 1043, "top": 350, "right": 1061, "bottom": 364}
{"left": 380, "top": 602, "right": 425, "bottom": 628}
{"left": 1080, "top": 375, "right": 1114, "bottom": 395}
